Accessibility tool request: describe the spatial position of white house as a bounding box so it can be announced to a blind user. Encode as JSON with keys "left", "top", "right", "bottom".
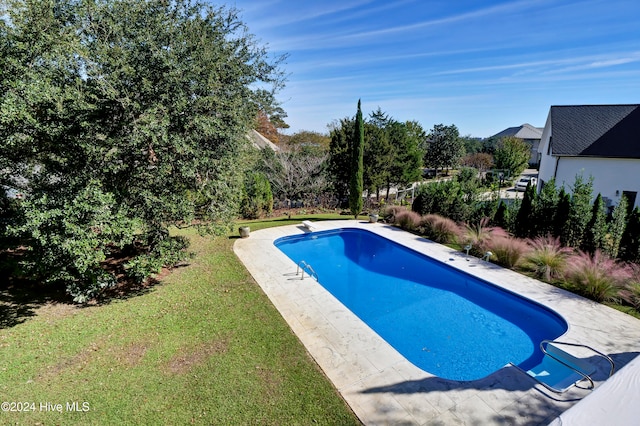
{"left": 538, "top": 104, "right": 640, "bottom": 210}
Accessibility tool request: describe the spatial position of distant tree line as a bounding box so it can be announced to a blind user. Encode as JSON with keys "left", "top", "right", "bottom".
{"left": 253, "top": 103, "right": 535, "bottom": 218}
{"left": 328, "top": 107, "right": 424, "bottom": 204}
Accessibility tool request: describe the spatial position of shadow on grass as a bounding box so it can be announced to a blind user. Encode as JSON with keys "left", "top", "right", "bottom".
{"left": 95, "top": 277, "right": 158, "bottom": 305}
{"left": 0, "top": 245, "right": 70, "bottom": 328}
{"left": 0, "top": 248, "right": 191, "bottom": 327}
{"left": 0, "top": 276, "right": 69, "bottom": 329}
{"left": 95, "top": 260, "right": 191, "bottom": 307}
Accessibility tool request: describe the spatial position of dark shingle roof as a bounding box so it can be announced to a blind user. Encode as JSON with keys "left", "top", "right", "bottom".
{"left": 550, "top": 104, "right": 640, "bottom": 158}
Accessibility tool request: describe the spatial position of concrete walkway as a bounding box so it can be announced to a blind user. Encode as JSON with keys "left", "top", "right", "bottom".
{"left": 234, "top": 220, "right": 640, "bottom": 425}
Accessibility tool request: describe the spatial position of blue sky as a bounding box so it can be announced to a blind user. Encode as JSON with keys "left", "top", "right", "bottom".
{"left": 229, "top": 0, "right": 640, "bottom": 138}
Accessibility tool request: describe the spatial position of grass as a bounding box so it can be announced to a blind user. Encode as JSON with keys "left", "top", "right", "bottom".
{"left": 0, "top": 213, "right": 360, "bottom": 425}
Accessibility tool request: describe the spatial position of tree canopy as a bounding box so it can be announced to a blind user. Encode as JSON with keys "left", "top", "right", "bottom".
{"left": 329, "top": 109, "right": 424, "bottom": 204}
{"left": 364, "top": 109, "right": 393, "bottom": 195}
{"left": 493, "top": 136, "right": 530, "bottom": 178}
{"left": 328, "top": 117, "right": 354, "bottom": 203}
{"left": 387, "top": 120, "right": 423, "bottom": 189}
{"left": 1, "top": 0, "right": 285, "bottom": 301}
{"left": 424, "top": 124, "right": 464, "bottom": 174}
{"left": 284, "top": 130, "right": 331, "bottom": 152}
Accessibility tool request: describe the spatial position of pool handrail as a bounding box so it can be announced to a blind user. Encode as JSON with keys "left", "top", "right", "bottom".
{"left": 520, "top": 340, "right": 616, "bottom": 393}
{"left": 540, "top": 340, "right": 615, "bottom": 379}
{"left": 296, "top": 260, "right": 319, "bottom": 281}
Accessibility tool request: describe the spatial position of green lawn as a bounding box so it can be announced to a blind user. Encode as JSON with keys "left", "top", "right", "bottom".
{"left": 0, "top": 214, "right": 361, "bottom": 425}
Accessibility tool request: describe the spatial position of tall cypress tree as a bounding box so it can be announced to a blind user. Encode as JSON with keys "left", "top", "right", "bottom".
{"left": 515, "top": 182, "right": 536, "bottom": 238}
{"left": 582, "top": 193, "right": 607, "bottom": 253}
{"left": 605, "top": 195, "right": 628, "bottom": 258}
{"left": 555, "top": 188, "right": 571, "bottom": 245}
{"left": 563, "top": 174, "right": 593, "bottom": 248}
{"left": 492, "top": 200, "right": 507, "bottom": 228}
{"left": 620, "top": 206, "right": 640, "bottom": 263}
{"left": 531, "top": 177, "right": 559, "bottom": 238}
{"left": 349, "top": 100, "right": 364, "bottom": 218}
{"left": 492, "top": 200, "right": 508, "bottom": 229}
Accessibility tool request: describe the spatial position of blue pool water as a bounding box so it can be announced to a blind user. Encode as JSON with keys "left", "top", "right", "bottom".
{"left": 274, "top": 228, "right": 567, "bottom": 381}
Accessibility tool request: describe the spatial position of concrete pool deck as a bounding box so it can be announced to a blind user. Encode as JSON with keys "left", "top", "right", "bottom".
{"left": 233, "top": 220, "right": 640, "bottom": 425}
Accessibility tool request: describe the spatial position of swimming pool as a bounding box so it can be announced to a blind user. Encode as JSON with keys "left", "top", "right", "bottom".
{"left": 274, "top": 227, "right": 568, "bottom": 381}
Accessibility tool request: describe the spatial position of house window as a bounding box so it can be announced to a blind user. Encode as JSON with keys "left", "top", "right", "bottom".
{"left": 547, "top": 137, "right": 552, "bottom": 155}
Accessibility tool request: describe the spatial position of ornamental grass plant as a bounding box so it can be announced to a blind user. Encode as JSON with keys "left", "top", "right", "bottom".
{"left": 564, "top": 249, "right": 633, "bottom": 303}
{"left": 487, "top": 236, "right": 531, "bottom": 268}
{"left": 382, "top": 205, "right": 406, "bottom": 223}
{"left": 394, "top": 210, "right": 422, "bottom": 231}
{"left": 420, "top": 214, "right": 462, "bottom": 244}
{"left": 619, "top": 264, "right": 640, "bottom": 310}
{"left": 461, "top": 217, "right": 509, "bottom": 257}
{"left": 524, "top": 235, "right": 573, "bottom": 282}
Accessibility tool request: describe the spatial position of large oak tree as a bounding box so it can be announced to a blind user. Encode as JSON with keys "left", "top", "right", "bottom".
{"left": 1, "top": 0, "right": 285, "bottom": 301}
{"left": 424, "top": 124, "right": 464, "bottom": 175}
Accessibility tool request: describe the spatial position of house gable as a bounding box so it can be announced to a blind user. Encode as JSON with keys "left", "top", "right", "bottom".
{"left": 491, "top": 123, "right": 543, "bottom": 141}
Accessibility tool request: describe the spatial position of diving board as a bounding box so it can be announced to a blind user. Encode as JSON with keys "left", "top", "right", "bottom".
{"left": 301, "top": 220, "right": 317, "bottom": 231}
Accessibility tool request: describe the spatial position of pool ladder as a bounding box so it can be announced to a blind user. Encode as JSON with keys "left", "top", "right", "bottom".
{"left": 296, "top": 260, "right": 319, "bottom": 281}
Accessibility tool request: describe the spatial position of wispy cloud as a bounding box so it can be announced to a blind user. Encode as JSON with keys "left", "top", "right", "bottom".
{"left": 288, "top": 46, "right": 502, "bottom": 74}
{"left": 236, "top": 0, "right": 374, "bottom": 31}
{"left": 542, "top": 52, "right": 640, "bottom": 74}
{"left": 433, "top": 51, "right": 640, "bottom": 77}
{"left": 339, "top": 0, "right": 550, "bottom": 40}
